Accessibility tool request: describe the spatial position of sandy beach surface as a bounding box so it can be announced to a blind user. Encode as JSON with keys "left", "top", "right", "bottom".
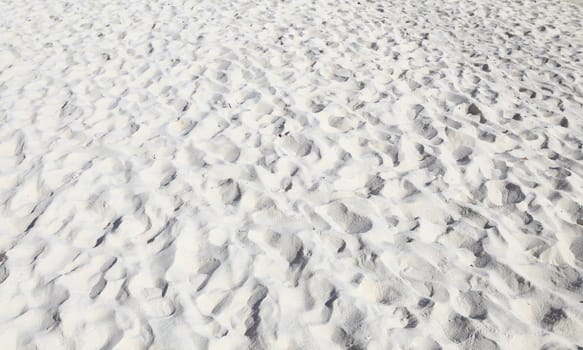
{"left": 1, "top": 0, "right": 583, "bottom": 348}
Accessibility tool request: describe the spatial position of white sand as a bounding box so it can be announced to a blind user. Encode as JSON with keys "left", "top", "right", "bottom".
{"left": 1, "top": 0, "right": 583, "bottom": 348}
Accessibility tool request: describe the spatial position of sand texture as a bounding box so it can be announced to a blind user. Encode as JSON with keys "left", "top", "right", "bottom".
{"left": 1, "top": 0, "right": 583, "bottom": 349}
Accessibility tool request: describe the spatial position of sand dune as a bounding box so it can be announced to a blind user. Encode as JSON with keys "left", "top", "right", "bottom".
{"left": 1, "top": 0, "right": 583, "bottom": 348}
